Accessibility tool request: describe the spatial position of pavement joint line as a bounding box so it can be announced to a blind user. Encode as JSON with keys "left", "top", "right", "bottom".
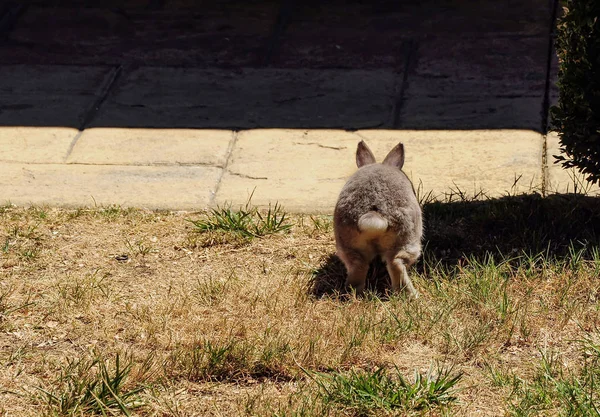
{"left": 77, "top": 64, "right": 123, "bottom": 131}
{"left": 209, "top": 130, "right": 238, "bottom": 206}
{"left": 541, "top": 0, "right": 560, "bottom": 134}
{"left": 0, "top": 160, "right": 223, "bottom": 168}
{"left": 260, "top": 0, "right": 295, "bottom": 66}
{"left": 64, "top": 65, "right": 123, "bottom": 162}
{"left": 392, "top": 39, "right": 418, "bottom": 128}
{"left": 542, "top": 133, "right": 549, "bottom": 196}
{"left": 63, "top": 130, "right": 85, "bottom": 163}
{"left": 540, "top": 0, "right": 560, "bottom": 196}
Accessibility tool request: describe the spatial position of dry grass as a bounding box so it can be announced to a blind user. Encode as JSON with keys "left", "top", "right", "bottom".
{"left": 1, "top": 194, "right": 600, "bottom": 416}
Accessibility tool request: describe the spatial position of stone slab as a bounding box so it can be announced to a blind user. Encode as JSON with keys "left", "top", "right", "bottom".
{"left": 356, "top": 129, "right": 544, "bottom": 199}
{"left": 411, "top": 34, "right": 548, "bottom": 84}
{"left": 91, "top": 68, "right": 397, "bottom": 129}
{"left": 275, "top": 0, "right": 549, "bottom": 69}
{"left": 399, "top": 96, "right": 544, "bottom": 130}
{"left": 214, "top": 128, "right": 543, "bottom": 212}
{"left": 214, "top": 129, "right": 362, "bottom": 212}
{"left": 275, "top": 2, "right": 413, "bottom": 69}
{"left": 0, "top": 163, "right": 221, "bottom": 209}
{"left": 68, "top": 128, "right": 233, "bottom": 166}
{"left": 3, "top": 127, "right": 592, "bottom": 210}
{"left": 545, "top": 132, "right": 600, "bottom": 196}
{"left": 0, "top": 127, "right": 552, "bottom": 212}
{"left": 3, "top": 5, "right": 275, "bottom": 66}
{"left": 401, "top": 36, "right": 548, "bottom": 130}
{"left": 415, "top": 0, "right": 550, "bottom": 36}
{"left": 0, "top": 65, "right": 114, "bottom": 128}
{"left": 0, "top": 127, "right": 78, "bottom": 163}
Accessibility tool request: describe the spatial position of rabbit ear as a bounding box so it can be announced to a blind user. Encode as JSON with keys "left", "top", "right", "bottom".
{"left": 382, "top": 142, "right": 405, "bottom": 169}
{"left": 356, "top": 141, "right": 376, "bottom": 167}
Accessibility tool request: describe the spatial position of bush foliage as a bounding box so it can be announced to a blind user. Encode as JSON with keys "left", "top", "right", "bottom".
{"left": 551, "top": 0, "right": 600, "bottom": 185}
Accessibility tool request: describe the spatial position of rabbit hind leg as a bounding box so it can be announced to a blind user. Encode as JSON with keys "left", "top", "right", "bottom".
{"left": 337, "top": 248, "right": 373, "bottom": 294}
{"left": 384, "top": 255, "right": 419, "bottom": 299}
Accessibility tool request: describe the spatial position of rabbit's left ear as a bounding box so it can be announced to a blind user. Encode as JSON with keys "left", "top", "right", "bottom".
{"left": 356, "top": 141, "right": 376, "bottom": 168}
{"left": 382, "top": 142, "right": 405, "bottom": 169}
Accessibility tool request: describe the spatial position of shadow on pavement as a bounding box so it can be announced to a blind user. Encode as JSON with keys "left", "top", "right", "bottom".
{"left": 0, "top": 0, "right": 556, "bottom": 131}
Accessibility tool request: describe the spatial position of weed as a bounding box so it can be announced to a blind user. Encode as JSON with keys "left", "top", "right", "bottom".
{"left": 302, "top": 215, "right": 333, "bottom": 236}
{"left": 310, "top": 364, "right": 462, "bottom": 415}
{"left": 190, "top": 206, "right": 253, "bottom": 235}
{"left": 188, "top": 195, "right": 292, "bottom": 241}
{"left": 442, "top": 320, "right": 494, "bottom": 359}
{"left": 256, "top": 333, "right": 293, "bottom": 379}
{"left": 2, "top": 222, "right": 43, "bottom": 261}
{"left": 98, "top": 204, "right": 123, "bottom": 219}
{"left": 0, "top": 202, "right": 13, "bottom": 214}
{"left": 242, "top": 383, "right": 327, "bottom": 417}
{"left": 67, "top": 207, "right": 86, "bottom": 220}
{"left": 55, "top": 270, "right": 112, "bottom": 307}
{"left": 507, "top": 341, "right": 600, "bottom": 416}
{"left": 166, "top": 333, "right": 296, "bottom": 383}
{"left": 376, "top": 299, "right": 416, "bottom": 343}
{"left": 484, "top": 361, "right": 518, "bottom": 388}
{"left": 32, "top": 206, "right": 48, "bottom": 220}
{"left": 456, "top": 255, "right": 517, "bottom": 322}
{"left": 167, "top": 339, "right": 250, "bottom": 382}
{"left": 415, "top": 179, "right": 437, "bottom": 205}
{"left": 257, "top": 202, "right": 293, "bottom": 236}
{"left": 35, "top": 353, "right": 146, "bottom": 416}
{"left": 0, "top": 286, "right": 34, "bottom": 329}
{"left": 191, "top": 275, "right": 235, "bottom": 306}
{"left": 125, "top": 238, "right": 153, "bottom": 257}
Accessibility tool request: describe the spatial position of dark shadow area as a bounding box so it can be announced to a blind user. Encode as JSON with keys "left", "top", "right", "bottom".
{"left": 310, "top": 193, "right": 600, "bottom": 297}
{"left": 310, "top": 253, "right": 392, "bottom": 299}
{"left": 0, "top": 0, "right": 556, "bottom": 130}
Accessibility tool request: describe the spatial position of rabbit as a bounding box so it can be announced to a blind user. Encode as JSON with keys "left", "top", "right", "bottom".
{"left": 334, "top": 140, "right": 422, "bottom": 298}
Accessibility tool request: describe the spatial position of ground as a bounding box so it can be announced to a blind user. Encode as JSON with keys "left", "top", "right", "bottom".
{"left": 1, "top": 194, "right": 600, "bottom": 416}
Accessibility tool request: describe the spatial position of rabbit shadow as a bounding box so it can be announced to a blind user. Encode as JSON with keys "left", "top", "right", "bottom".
{"left": 310, "top": 192, "right": 600, "bottom": 299}
{"left": 310, "top": 253, "right": 395, "bottom": 299}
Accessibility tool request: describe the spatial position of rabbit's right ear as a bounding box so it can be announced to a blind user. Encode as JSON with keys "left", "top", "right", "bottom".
{"left": 382, "top": 142, "right": 405, "bottom": 169}
{"left": 356, "top": 141, "right": 376, "bottom": 168}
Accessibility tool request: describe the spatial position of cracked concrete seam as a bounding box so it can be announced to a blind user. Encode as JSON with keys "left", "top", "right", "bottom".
{"left": 293, "top": 141, "right": 347, "bottom": 150}
{"left": 226, "top": 171, "right": 269, "bottom": 180}
{"left": 209, "top": 130, "right": 238, "bottom": 205}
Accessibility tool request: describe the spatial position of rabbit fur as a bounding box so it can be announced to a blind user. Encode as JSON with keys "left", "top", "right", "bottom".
{"left": 334, "top": 140, "right": 422, "bottom": 298}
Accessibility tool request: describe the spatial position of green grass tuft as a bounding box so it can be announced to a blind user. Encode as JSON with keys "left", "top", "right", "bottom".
{"left": 35, "top": 353, "right": 146, "bottom": 416}
{"left": 188, "top": 196, "right": 292, "bottom": 241}
{"left": 311, "top": 364, "right": 462, "bottom": 415}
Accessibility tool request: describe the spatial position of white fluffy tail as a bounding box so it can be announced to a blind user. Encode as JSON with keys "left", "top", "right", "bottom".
{"left": 358, "top": 211, "right": 388, "bottom": 234}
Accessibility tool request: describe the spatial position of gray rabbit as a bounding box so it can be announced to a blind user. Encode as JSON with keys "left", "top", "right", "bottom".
{"left": 334, "top": 141, "right": 422, "bottom": 298}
